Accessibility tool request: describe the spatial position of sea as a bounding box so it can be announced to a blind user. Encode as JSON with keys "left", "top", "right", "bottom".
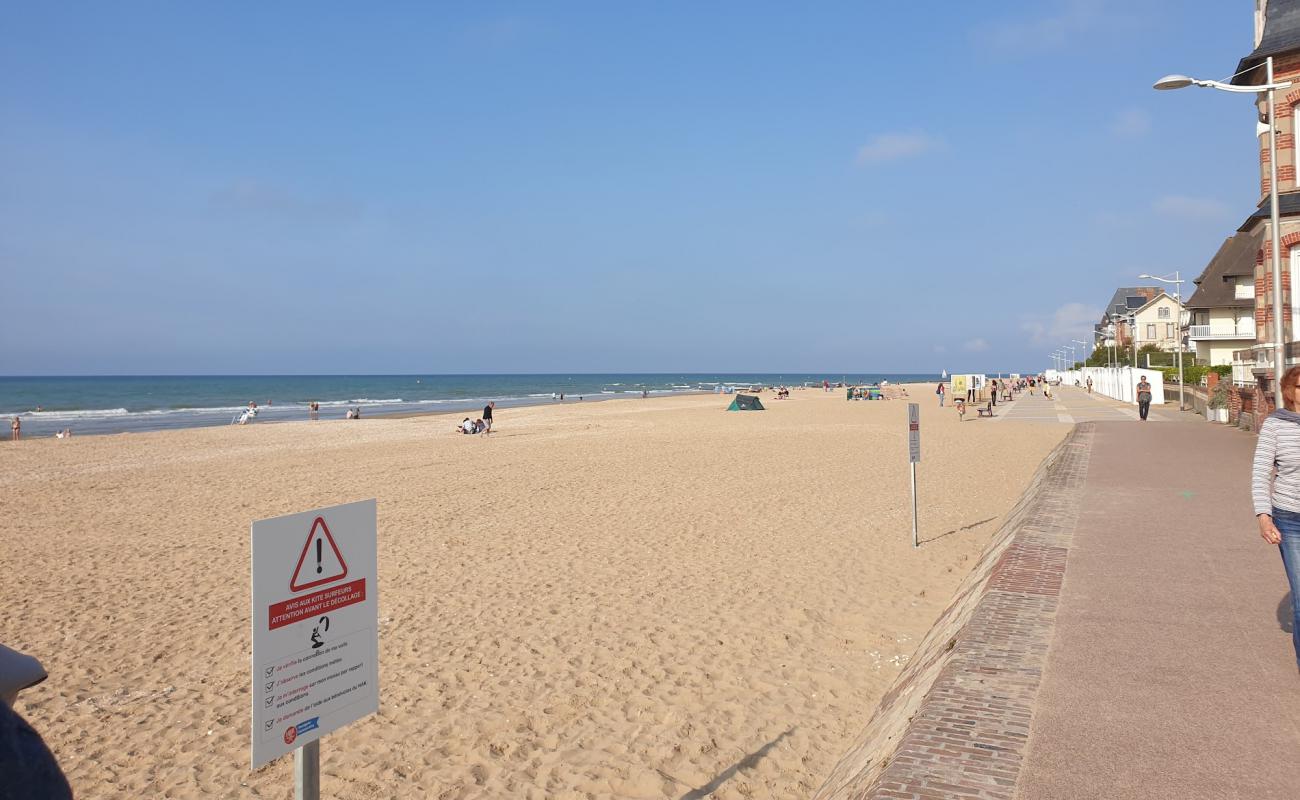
{"left": 0, "top": 373, "right": 940, "bottom": 438}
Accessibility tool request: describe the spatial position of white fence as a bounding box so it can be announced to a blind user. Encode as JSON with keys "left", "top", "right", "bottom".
{"left": 1055, "top": 367, "right": 1166, "bottom": 405}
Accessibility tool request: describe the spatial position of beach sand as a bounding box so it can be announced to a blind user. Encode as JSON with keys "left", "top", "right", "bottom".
{"left": 0, "top": 386, "right": 1067, "bottom": 798}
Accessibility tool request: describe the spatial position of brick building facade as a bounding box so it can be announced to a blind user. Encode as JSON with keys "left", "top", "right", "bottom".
{"left": 1231, "top": 1, "right": 1300, "bottom": 427}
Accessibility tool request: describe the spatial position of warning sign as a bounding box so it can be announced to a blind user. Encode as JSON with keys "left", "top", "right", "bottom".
{"left": 251, "top": 499, "right": 378, "bottom": 769}
{"left": 290, "top": 517, "right": 349, "bottom": 592}
{"left": 907, "top": 403, "right": 921, "bottom": 463}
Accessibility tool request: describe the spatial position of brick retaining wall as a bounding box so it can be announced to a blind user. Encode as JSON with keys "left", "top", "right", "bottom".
{"left": 814, "top": 425, "right": 1093, "bottom": 800}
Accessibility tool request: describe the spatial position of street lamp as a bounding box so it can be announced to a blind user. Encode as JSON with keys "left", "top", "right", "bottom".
{"left": 1155, "top": 58, "right": 1291, "bottom": 410}
{"left": 1139, "top": 271, "right": 1186, "bottom": 411}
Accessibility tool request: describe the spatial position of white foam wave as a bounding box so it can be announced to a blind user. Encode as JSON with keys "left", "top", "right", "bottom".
{"left": 16, "top": 407, "right": 130, "bottom": 419}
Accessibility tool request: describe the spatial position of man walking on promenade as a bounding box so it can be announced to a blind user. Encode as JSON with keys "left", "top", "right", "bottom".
{"left": 1086, "top": 376, "right": 1093, "bottom": 394}
{"left": 482, "top": 401, "right": 494, "bottom": 434}
{"left": 1137, "top": 375, "right": 1152, "bottom": 421}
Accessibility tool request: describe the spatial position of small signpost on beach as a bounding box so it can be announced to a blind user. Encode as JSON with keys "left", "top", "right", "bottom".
{"left": 907, "top": 403, "right": 920, "bottom": 548}
{"left": 251, "top": 499, "right": 379, "bottom": 799}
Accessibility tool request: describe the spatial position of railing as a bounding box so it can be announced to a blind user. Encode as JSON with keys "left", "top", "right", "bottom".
{"left": 1188, "top": 325, "right": 1255, "bottom": 339}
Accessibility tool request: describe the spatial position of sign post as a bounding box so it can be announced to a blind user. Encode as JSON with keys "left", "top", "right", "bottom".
{"left": 251, "top": 499, "right": 379, "bottom": 797}
{"left": 907, "top": 403, "right": 920, "bottom": 548}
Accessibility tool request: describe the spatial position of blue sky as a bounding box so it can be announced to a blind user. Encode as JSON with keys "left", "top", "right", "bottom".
{"left": 0, "top": 1, "right": 1268, "bottom": 374}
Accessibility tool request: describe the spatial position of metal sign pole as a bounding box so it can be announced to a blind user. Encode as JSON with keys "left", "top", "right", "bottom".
{"left": 910, "top": 462, "right": 919, "bottom": 549}
{"left": 296, "top": 740, "right": 320, "bottom": 800}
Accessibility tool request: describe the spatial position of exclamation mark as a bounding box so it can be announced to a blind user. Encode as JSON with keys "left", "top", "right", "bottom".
{"left": 316, "top": 538, "right": 323, "bottom": 573}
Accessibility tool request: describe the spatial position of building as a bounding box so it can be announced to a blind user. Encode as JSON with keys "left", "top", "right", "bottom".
{"left": 1231, "top": 0, "right": 1300, "bottom": 417}
{"left": 1096, "top": 286, "right": 1162, "bottom": 348}
{"left": 1185, "top": 230, "right": 1260, "bottom": 365}
{"left": 1130, "top": 293, "right": 1183, "bottom": 352}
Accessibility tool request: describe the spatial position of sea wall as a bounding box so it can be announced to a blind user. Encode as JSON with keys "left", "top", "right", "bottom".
{"left": 814, "top": 424, "right": 1092, "bottom": 800}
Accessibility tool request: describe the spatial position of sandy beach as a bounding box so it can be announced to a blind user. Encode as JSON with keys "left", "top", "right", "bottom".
{"left": 0, "top": 386, "right": 1067, "bottom": 799}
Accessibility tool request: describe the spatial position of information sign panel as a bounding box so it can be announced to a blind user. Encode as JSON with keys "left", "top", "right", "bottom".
{"left": 907, "top": 403, "right": 921, "bottom": 463}
{"left": 251, "top": 499, "right": 378, "bottom": 768}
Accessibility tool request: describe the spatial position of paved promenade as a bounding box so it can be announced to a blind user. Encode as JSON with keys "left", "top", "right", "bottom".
{"left": 992, "top": 383, "right": 1143, "bottom": 423}
{"left": 1013, "top": 391, "right": 1300, "bottom": 798}
{"left": 818, "top": 387, "right": 1300, "bottom": 798}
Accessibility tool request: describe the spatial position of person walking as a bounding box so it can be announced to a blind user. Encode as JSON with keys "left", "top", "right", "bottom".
{"left": 1086, "top": 376, "right": 1093, "bottom": 394}
{"left": 1137, "top": 375, "right": 1152, "bottom": 421}
{"left": 1251, "top": 365, "right": 1300, "bottom": 671}
{"left": 935, "top": 381, "right": 946, "bottom": 407}
{"left": 482, "top": 401, "right": 494, "bottom": 434}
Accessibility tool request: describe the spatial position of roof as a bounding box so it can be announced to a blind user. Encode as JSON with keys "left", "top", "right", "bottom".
{"left": 1101, "top": 287, "right": 1160, "bottom": 321}
{"left": 1234, "top": 0, "right": 1300, "bottom": 84}
{"left": 1238, "top": 191, "right": 1300, "bottom": 230}
{"left": 1185, "top": 229, "right": 1262, "bottom": 310}
{"left": 1132, "top": 291, "right": 1174, "bottom": 316}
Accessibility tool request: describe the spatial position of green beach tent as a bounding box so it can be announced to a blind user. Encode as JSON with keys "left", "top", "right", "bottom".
{"left": 727, "top": 394, "right": 765, "bottom": 411}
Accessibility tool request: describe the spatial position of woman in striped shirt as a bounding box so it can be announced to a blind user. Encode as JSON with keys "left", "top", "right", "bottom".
{"left": 1253, "top": 365, "right": 1300, "bottom": 669}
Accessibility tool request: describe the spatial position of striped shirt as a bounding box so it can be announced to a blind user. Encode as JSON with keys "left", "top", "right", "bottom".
{"left": 1251, "top": 415, "right": 1300, "bottom": 515}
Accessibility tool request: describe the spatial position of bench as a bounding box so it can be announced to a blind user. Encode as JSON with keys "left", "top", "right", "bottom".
{"left": 977, "top": 401, "right": 995, "bottom": 418}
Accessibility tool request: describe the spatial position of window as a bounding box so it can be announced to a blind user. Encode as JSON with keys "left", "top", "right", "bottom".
{"left": 1166, "top": 323, "right": 1174, "bottom": 339}
{"left": 1293, "top": 246, "right": 1300, "bottom": 342}
{"left": 1146, "top": 324, "right": 1156, "bottom": 340}
{"left": 1236, "top": 277, "right": 1254, "bottom": 300}
{"left": 1158, "top": 307, "right": 1170, "bottom": 319}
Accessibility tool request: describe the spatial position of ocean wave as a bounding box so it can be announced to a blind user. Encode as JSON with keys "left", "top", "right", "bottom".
{"left": 12, "top": 407, "right": 131, "bottom": 419}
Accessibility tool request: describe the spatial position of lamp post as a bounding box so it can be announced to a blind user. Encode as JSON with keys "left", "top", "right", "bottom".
{"left": 1139, "top": 271, "right": 1186, "bottom": 411}
{"left": 1155, "top": 58, "right": 1290, "bottom": 410}
{"left": 1073, "top": 337, "right": 1088, "bottom": 386}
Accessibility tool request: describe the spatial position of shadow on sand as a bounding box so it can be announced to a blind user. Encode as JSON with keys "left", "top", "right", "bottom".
{"left": 1278, "top": 592, "right": 1294, "bottom": 634}
{"left": 921, "top": 517, "right": 996, "bottom": 545}
{"left": 660, "top": 727, "right": 795, "bottom": 800}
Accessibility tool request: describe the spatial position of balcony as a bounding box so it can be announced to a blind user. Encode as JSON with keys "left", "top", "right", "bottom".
{"left": 1188, "top": 325, "right": 1255, "bottom": 340}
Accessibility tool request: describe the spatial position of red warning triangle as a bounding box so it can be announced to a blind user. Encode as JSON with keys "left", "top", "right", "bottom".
{"left": 289, "top": 516, "right": 349, "bottom": 592}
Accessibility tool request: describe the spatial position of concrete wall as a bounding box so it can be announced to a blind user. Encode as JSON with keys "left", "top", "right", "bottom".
{"left": 1058, "top": 367, "right": 1165, "bottom": 405}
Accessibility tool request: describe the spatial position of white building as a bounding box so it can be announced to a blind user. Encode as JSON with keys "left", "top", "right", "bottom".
{"left": 1129, "top": 292, "right": 1183, "bottom": 352}
{"left": 1185, "top": 230, "right": 1259, "bottom": 366}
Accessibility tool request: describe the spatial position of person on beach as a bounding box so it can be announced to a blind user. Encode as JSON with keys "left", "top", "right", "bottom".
{"left": 1137, "top": 376, "right": 1152, "bottom": 421}
{"left": 955, "top": 397, "right": 966, "bottom": 421}
{"left": 309, "top": 401, "right": 319, "bottom": 421}
{"left": 1251, "top": 365, "right": 1300, "bottom": 671}
{"left": 935, "top": 381, "right": 945, "bottom": 407}
{"left": 482, "top": 402, "right": 494, "bottom": 434}
{"left": 10, "top": 417, "right": 19, "bottom": 441}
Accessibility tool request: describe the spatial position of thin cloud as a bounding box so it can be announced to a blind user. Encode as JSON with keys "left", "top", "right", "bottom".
{"left": 459, "top": 16, "right": 542, "bottom": 50}
{"left": 1021, "top": 302, "right": 1101, "bottom": 346}
{"left": 973, "top": 0, "right": 1131, "bottom": 57}
{"left": 963, "top": 338, "right": 990, "bottom": 353}
{"left": 933, "top": 344, "right": 948, "bottom": 354}
{"left": 208, "top": 178, "right": 363, "bottom": 226}
{"left": 1153, "top": 194, "right": 1232, "bottom": 222}
{"left": 855, "top": 132, "right": 944, "bottom": 166}
{"left": 1110, "top": 108, "right": 1151, "bottom": 139}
